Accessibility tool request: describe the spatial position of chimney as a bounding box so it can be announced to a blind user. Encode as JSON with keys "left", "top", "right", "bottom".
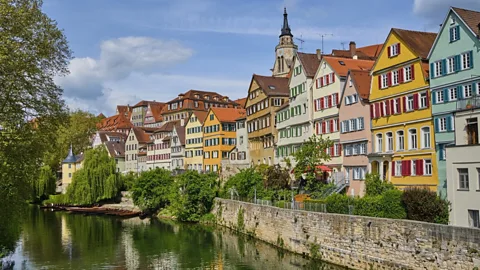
{"left": 349, "top": 41, "right": 356, "bottom": 58}
{"left": 353, "top": 55, "right": 358, "bottom": 60}
{"left": 316, "top": 49, "right": 322, "bottom": 60}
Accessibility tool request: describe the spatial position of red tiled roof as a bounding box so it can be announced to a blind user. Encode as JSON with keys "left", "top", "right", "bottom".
{"left": 154, "top": 120, "right": 181, "bottom": 133}
{"left": 324, "top": 56, "right": 374, "bottom": 77}
{"left": 392, "top": 28, "right": 437, "bottom": 59}
{"left": 191, "top": 110, "right": 208, "bottom": 125}
{"left": 350, "top": 70, "right": 372, "bottom": 100}
{"left": 452, "top": 7, "right": 480, "bottom": 37}
{"left": 332, "top": 44, "right": 383, "bottom": 60}
{"left": 252, "top": 74, "right": 289, "bottom": 96}
{"left": 297, "top": 52, "right": 320, "bottom": 78}
{"left": 97, "top": 113, "right": 133, "bottom": 131}
{"left": 97, "top": 131, "right": 127, "bottom": 143}
{"left": 162, "top": 90, "right": 240, "bottom": 115}
{"left": 132, "top": 127, "right": 156, "bottom": 144}
{"left": 97, "top": 113, "right": 106, "bottom": 119}
{"left": 234, "top": 97, "right": 247, "bottom": 108}
{"left": 132, "top": 100, "right": 152, "bottom": 108}
{"left": 210, "top": 107, "right": 246, "bottom": 123}
{"left": 146, "top": 102, "right": 166, "bottom": 123}
{"left": 175, "top": 125, "right": 186, "bottom": 145}
{"left": 104, "top": 141, "right": 125, "bottom": 158}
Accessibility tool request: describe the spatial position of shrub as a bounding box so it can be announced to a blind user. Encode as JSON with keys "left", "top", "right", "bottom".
{"left": 365, "top": 173, "right": 395, "bottom": 196}
{"left": 121, "top": 172, "right": 138, "bottom": 191}
{"left": 325, "top": 193, "right": 354, "bottom": 214}
{"left": 402, "top": 187, "right": 450, "bottom": 224}
{"left": 131, "top": 168, "right": 174, "bottom": 212}
{"left": 222, "top": 168, "right": 263, "bottom": 199}
{"left": 379, "top": 189, "right": 406, "bottom": 219}
{"left": 354, "top": 195, "right": 383, "bottom": 217}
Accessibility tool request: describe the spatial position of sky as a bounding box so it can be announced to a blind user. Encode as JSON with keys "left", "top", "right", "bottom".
{"left": 43, "top": 0, "right": 480, "bottom": 116}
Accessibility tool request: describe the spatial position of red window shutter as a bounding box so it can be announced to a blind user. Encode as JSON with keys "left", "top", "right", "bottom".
{"left": 314, "top": 100, "right": 317, "bottom": 111}
{"left": 401, "top": 161, "right": 405, "bottom": 176}
{"left": 329, "top": 95, "right": 332, "bottom": 108}
{"left": 332, "top": 73, "right": 336, "bottom": 83}
{"left": 387, "top": 45, "right": 392, "bottom": 57}
{"left": 396, "top": 98, "right": 401, "bottom": 113}
{"left": 370, "top": 104, "right": 374, "bottom": 118}
{"left": 402, "top": 96, "right": 407, "bottom": 112}
{"left": 315, "top": 79, "right": 318, "bottom": 89}
{"left": 320, "top": 97, "right": 324, "bottom": 109}
{"left": 390, "top": 99, "right": 395, "bottom": 114}
{"left": 316, "top": 123, "right": 319, "bottom": 134}
{"left": 378, "top": 76, "right": 382, "bottom": 89}
{"left": 339, "top": 144, "right": 342, "bottom": 155}
{"left": 329, "top": 120, "right": 333, "bottom": 132}
{"left": 417, "top": 159, "right": 424, "bottom": 175}
{"left": 413, "top": 93, "right": 419, "bottom": 110}
{"left": 320, "top": 77, "right": 324, "bottom": 87}
{"left": 322, "top": 121, "right": 326, "bottom": 134}
{"left": 399, "top": 68, "right": 404, "bottom": 83}
{"left": 397, "top": 43, "right": 401, "bottom": 54}
{"left": 387, "top": 72, "right": 392, "bottom": 87}
{"left": 391, "top": 161, "right": 395, "bottom": 176}
{"left": 375, "top": 103, "right": 380, "bottom": 118}
{"left": 336, "top": 93, "right": 339, "bottom": 105}
{"left": 426, "top": 92, "right": 430, "bottom": 108}
{"left": 326, "top": 75, "right": 330, "bottom": 85}
{"left": 386, "top": 100, "right": 391, "bottom": 115}
{"left": 407, "top": 160, "right": 412, "bottom": 175}
{"left": 411, "top": 65, "right": 415, "bottom": 80}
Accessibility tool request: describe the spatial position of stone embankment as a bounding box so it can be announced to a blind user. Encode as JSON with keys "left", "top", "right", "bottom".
{"left": 213, "top": 198, "right": 480, "bottom": 270}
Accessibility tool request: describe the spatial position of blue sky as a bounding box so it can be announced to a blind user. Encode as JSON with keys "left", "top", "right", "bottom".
{"left": 43, "top": 0, "right": 480, "bottom": 115}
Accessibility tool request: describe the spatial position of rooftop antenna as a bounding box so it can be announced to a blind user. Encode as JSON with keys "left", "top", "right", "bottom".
{"left": 295, "top": 34, "right": 305, "bottom": 51}
{"left": 319, "top": 33, "right": 333, "bottom": 55}
{"left": 340, "top": 42, "right": 347, "bottom": 50}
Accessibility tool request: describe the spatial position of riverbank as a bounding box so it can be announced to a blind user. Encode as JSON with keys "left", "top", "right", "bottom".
{"left": 41, "top": 204, "right": 141, "bottom": 218}
{"left": 213, "top": 198, "right": 480, "bottom": 270}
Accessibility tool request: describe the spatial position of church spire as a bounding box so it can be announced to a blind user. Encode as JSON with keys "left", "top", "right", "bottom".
{"left": 280, "top": 7, "right": 293, "bottom": 38}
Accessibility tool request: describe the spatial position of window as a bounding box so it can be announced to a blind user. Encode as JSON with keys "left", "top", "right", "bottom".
{"left": 411, "top": 160, "right": 416, "bottom": 176}
{"left": 424, "top": 159, "right": 432, "bottom": 176}
{"left": 404, "top": 66, "right": 412, "bottom": 82}
{"left": 409, "top": 129, "right": 417, "bottom": 149}
{"left": 395, "top": 161, "right": 402, "bottom": 176}
{"left": 468, "top": 210, "right": 480, "bottom": 228}
{"left": 360, "top": 143, "right": 367, "bottom": 154}
{"left": 350, "top": 119, "right": 355, "bottom": 131}
{"left": 447, "top": 57, "right": 455, "bottom": 74}
{"left": 376, "top": 134, "right": 383, "bottom": 152}
{"left": 406, "top": 95, "right": 414, "bottom": 111}
{"left": 392, "top": 70, "right": 399, "bottom": 85}
{"left": 448, "top": 87, "right": 458, "bottom": 101}
{"left": 450, "top": 26, "right": 460, "bottom": 42}
{"left": 393, "top": 99, "right": 400, "bottom": 114}
{"left": 386, "top": 132, "right": 393, "bottom": 152}
{"left": 68, "top": 173, "right": 72, "bottom": 178}
{"left": 357, "top": 117, "right": 364, "bottom": 130}
{"left": 438, "top": 117, "right": 447, "bottom": 132}
{"left": 421, "top": 127, "right": 431, "bottom": 149}
{"left": 458, "top": 168, "right": 469, "bottom": 189}
{"left": 345, "top": 96, "right": 351, "bottom": 105}
{"left": 436, "top": 91, "right": 444, "bottom": 103}
{"left": 461, "top": 52, "right": 472, "bottom": 70}
{"left": 210, "top": 114, "right": 214, "bottom": 120}
{"left": 389, "top": 43, "right": 399, "bottom": 57}
{"left": 419, "top": 92, "right": 428, "bottom": 108}
{"left": 345, "top": 145, "right": 352, "bottom": 156}
{"left": 464, "top": 84, "right": 473, "bottom": 98}
{"left": 68, "top": 164, "right": 71, "bottom": 169}
{"left": 434, "top": 61, "right": 442, "bottom": 77}
{"left": 381, "top": 74, "right": 388, "bottom": 89}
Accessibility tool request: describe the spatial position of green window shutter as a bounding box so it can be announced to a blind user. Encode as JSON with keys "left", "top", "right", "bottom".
{"left": 469, "top": 51, "right": 474, "bottom": 68}
{"left": 456, "top": 25, "right": 460, "bottom": 40}
{"left": 454, "top": 55, "right": 461, "bottom": 71}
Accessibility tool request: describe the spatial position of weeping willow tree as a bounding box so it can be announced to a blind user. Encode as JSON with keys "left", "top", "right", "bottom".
{"left": 66, "top": 147, "right": 122, "bottom": 205}
{"left": 32, "top": 165, "right": 57, "bottom": 201}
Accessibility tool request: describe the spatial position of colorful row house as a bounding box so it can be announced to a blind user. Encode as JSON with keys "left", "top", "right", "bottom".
{"left": 368, "top": 28, "right": 438, "bottom": 190}
{"left": 185, "top": 111, "right": 207, "bottom": 172}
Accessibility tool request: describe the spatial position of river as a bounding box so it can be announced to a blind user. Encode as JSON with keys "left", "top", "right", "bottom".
{"left": 5, "top": 207, "right": 344, "bottom": 269}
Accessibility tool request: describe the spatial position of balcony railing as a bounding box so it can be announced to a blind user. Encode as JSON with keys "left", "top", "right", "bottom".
{"left": 456, "top": 96, "right": 480, "bottom": 111}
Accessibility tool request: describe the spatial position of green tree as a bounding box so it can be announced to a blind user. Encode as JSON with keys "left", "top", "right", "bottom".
{"left": 170, "top": 171, "right": 218, "bottom": 222}
{"left": 401, "top": 187, "right": 450, "bottom": 224}
{"left": 66, "top": 147, "right": 121, "bottom": 205}
{"left": 222, "top": 168, "right": 264, "bottom": 199}
{"left": 364, "top": 173, "right": 395, "bottom": 196}
{"left": 131, "top": 168, "right": 174, "bottom": 212}
{"left": 0, "top": 0, "right": 71, "bottom": 258}
{"left": 33, "top": 165, "right": 57, "bottom": 201}
{"left": 263, "top": 165, "right": 290, "bottom": 190}
{"left": 292, "top": 135, "right": 333, "bottom": 191}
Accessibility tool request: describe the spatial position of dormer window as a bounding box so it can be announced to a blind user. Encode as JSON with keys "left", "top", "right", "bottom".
{"left": 204, "top": 95, "right": 210, "bottom": 100}
{"left": 268, "top": 85, "right": 276, "bottom": 90}
{"left": 450, "top": 17, "right": 456, "bottom": 25}
{"left": 214, "top": 96, "right": 218, "bottom": 101}
{"left": 388, "top": 43, "right": 400, "bottom": 57}
{"left": 194, "top": 94, "right": 199, "bottom": 99}
{"left": 450, "top": 26, "right": 460, "bottom": 42}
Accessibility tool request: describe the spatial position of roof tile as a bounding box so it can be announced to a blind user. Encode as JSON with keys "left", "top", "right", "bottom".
{"left": 452, "top": 7, "right": 480, "bottom": 36}
{"left": 297, "top": 52, "right": 320, "bottom": 78}
{"left": 392, "top": 28, "right": 437, "bottom": 59}
{"left": 324, "top": 56, "right": 374, "bottom": 77}
{"left": 210, "top": 107, "right": 246, "bottom": 122}
{"left": 252, "top": 74, "right": 289, "bottom": 96}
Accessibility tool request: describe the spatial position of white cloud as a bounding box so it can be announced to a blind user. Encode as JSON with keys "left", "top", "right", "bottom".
{"left": 57, "top": 36, "right": 194, "bottom": 114}
{"left": 413, "top": 0, "right": 480, "bottom": 22}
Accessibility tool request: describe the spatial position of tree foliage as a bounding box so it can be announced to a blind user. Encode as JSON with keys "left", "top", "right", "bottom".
{"left": 401, "top": 187, "right": 450, "bottom": 224}
{"left": 33, "top": 165, "right": 57, "bottom": 200}
{"left": 131, "top": 168, "right": 174, "bottom": 212}
{"left": 0, "top": 0, "right": 71, "bottom": 258}
{"left": 66, "top": 147, "right": 121, "bottom": 205}
{"left": 364, "top": 173, "right": 395, "bottom": 196}
{"left": 170, "top": 171, "right": 219, "bottom": 222}
{"left": 222, "top": 168, "right": 264, "bottom": 199}
{"left": 263, "top": 165, "right": 290, "bottom": 190}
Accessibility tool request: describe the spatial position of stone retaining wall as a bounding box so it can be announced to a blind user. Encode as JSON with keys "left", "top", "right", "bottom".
{"left": 213, "top": 198, "right": 480, "bottom": 270}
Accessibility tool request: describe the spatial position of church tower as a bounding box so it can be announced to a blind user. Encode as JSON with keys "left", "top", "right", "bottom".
{"left": 272, "top": 8, "right": 298, "bottom": 77}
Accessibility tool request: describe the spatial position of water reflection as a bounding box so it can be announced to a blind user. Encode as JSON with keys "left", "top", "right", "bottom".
{"left": 11, "top": 207, "right": 345, "bottom": 269}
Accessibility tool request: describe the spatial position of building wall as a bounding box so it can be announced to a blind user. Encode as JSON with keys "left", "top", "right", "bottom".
{"left": 275, "top": 57, "right": 313, "bottom": 167}
{"left": 115, "top": 157, "right": 125, "bottom": 173}
{"left": 125, "top": 130, "right": 139, "bottom": 173}
{"left": 61, "top": 162, "right": 77, "bottom": 193}
{"left": 131, "top": 106, "right": 146, "bottom": 127}
{"left": 214, "top": 198, "right": 480, "bottom": 269}
{"left": 185, "top": 116, "right": 204, "bottom": 172}
{"left": 223, "top": 119, "right": 250, "bottom": 174}
{"left": 203, "top": 112, "right": 236, "bottom": 172}
{"left": 339, "top": 74, "right": 372, "bottom": 197}
{"left": 170, "top": 128, "right": 185, "bottom": 170}
{"left": 446, "top": 144, "right": 480, "bottom": 227}
{"left": 312, "top": 62, "right": 343, "bottom": 170}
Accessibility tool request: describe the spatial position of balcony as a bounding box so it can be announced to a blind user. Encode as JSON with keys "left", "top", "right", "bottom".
{"left": 456, "top": 96, "right": 480, "bottom": 111}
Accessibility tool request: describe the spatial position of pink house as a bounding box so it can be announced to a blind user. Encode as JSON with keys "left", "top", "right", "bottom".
{"left": 338, "top": 70, "right": 373, "bottom": 197}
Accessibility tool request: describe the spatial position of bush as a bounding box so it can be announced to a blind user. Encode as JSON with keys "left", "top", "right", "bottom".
{"left": 222, "top": 168, "right": 264, "bottom": 199}
{"left": 365, "top": 173, "right": 395, "bottom": 196}
{"left": 131, "top": 168, "right": 174, "bottom": 212}
{"left": 402, "top": 187, "right": 450, "bottom": 224}
{"left": 379, "top": 189, "right": 406, "bottom": 219}
{"left": 325, "top": 193, "right": 354, "bottom": 214}
{"left": 121, "top": 172, "right": 138, "bottom": 191}
{"left": 354, "top": 195, "right": 383, "bottom": 217}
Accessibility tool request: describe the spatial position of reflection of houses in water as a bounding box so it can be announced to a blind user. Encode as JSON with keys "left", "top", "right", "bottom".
{"left": 150, "top": 254, "right": 179, "bottom": 270}
{"left": 122, "top": 228, "right": 140, "bottom": 270}
{"left": 60, "top": 214, "right": 72, "bottom": 258}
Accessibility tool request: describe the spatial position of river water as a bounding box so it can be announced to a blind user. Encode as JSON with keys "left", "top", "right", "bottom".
{"left": 6, "top": 207, "right": 344, "bottom": 269}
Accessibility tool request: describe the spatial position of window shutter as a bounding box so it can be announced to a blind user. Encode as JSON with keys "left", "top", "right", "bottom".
{"left": 430, "top": 63, "right": 435, "bottom": 79}
{"left": 454, "top": 55, "right": 461, "bottom": 71}
{"left": 397, "top": 43, "right": 401, "bottom": 54}
{"left": 321, "top": 77, "right": 324, "bottom": 87}
{"left": 470, "top": 51, "right": 474, "bottom": 68}
{"left": 387, "top": 72, "right": 392, "bottom": 87}
{"left": 439, "top": 144, "right": 444, "bottom": 160}
{"left": 432, "top": 92, "right": 437, "bottom": 105}
{"left": 336, "top": 93, "right": 339, "bottom": 105}
{"left": 315, "top": 79, "right": 318, "bottom": 89}
{"left": 322, "top": 121, "right": 326, "bottom": 134}
{"left": 446, "top": 116, "right": 452, "bottom": 131}
{"left": 399, "top": 68, "right": 404, "bottom": 83}
{"left": 396, "top": 98, "right": 401, "bottom": 113}
{"left": 401, "top": 160, "right": 406, "bottom": 176}
{"left": 441, "top": 59, "right": 447, "bottom": 75}
{"left": 329, "top": 120, "right": 333, "bottom": 132}
{"left": 417, "top": 159, "right": 424, "bottom": 176}
{"left": 473, "top": 82, "right": 478, "bottom": 95}
{"left": 411, "top": 64, "right": 415, "bottom": 80}
{"left": 330, "top": 146, "right": 334, "bottom": 156}
{"left": 339, "top": 144, "right": 342, "bottom": 155}
{"left": 457, "top": 86, "right": 463, "bottom": 99}
{"left": 456, "top": 25, "right": 460, "bottom": 40}
{"left": 378, "top": 76, "right": 382, "bottom": 89}
{"left": 320, "top": 97, "right": 324, "bottom": 109}
{"left": 316, "top": 123, "right": 319, "bottom": 134}
{"left": 375, "top": 103, "right": 381, "bottom": 118}
{"left": 449, "top": 28, "right": 454, "bottom": 42}
{"left": 444, "top": 89, "right": 449, "bottom": 102}
{"left": 387, "top": 45, "right": 392, "bottom": 57}
{"left": 386, "top": 100, "right": 391, "bottom": 115}
{"left": 426, "top": 92, "right": 430, "bottom": 108}
{"left": 370, "top": 104, "right": 374, "bottom": 119}
{"left": 332, "top": 73, "right": 336, "bottom": 83}
{"left": 402, "top": 96, "right": 407, "bottom": 112}
{"left": 407, "top": 160, "right": 412, "bottom": 176}
{"left": 326, "top": 75, "right": 330, "bottom": 85}
{"left": 413, "top": 93, "right": 419, "bottom": 110}
{"left": 328, "top": 95, "right": 332, "bottom": 108}
{"left": 434, "top": 118, "right": 440, "bottom": 133}
{"left": 360, "top": 117, "right": 364, "bottom": 130}
{"left": 391, "top": 161, "right": 396, "bottom": 176}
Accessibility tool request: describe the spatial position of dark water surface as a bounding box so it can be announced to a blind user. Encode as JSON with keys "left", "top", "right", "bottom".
{"left": 7, "top": 207, "right": 344, "bottom": 269}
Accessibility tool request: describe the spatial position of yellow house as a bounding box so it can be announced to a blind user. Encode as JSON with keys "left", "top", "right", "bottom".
{"left": 185, "top": 110, "right": 208, "bottom": 172}
{"left": 369, "top": 28, "right": 438, "bottom": 191}
{"left": 245, "top": 74, "right": 289, "bottom": 166}
{"left": 61, "top": 146, "right": 84, "bottom": 193}
{"left": 203, "top": 107, "right": 246, "bottom": 172}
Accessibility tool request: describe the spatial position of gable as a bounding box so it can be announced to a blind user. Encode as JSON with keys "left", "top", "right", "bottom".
{"left": 245, "top": 78, "right": 266, "bottom": 108}
{"left": 373, "top": 31, "right": 418, "bottom": 72}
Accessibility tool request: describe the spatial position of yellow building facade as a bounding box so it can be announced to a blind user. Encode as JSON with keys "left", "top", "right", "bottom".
{"left": 245, "top": 75, "right": 289, "bottom": 166}
{"left": 203, "top": 107, "right": 245, "bottom": 172}
{"left": 184, "top": 111, "right": 207, "bottom": 172}
{"left": 61, "top": 146, "right": 84, "bottom": 193}
{"left": 368, "top": 28, "right": 438, "bottom": 190}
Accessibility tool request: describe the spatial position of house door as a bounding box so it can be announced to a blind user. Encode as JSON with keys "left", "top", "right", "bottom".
{"left": 467, "top": 118, "right": 478, "bottom": 145}
{"left": 382, "top": 161, "right": 389, "bottom": 181}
